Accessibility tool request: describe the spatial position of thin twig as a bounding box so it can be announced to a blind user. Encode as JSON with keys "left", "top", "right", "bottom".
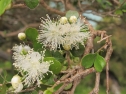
{"left": 97, "top": 35, "right": 112, "bottom": 43}
{"left": 40, "top": 0, "right": 65, "bottom": 16}
{"left": 0, "top": 23, "right": 39, "bottom": 38}
{"left": 89, "top": 72, "right": 100, "bottom": 94}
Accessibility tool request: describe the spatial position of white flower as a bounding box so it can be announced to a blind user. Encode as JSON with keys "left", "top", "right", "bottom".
{"left": 38, "top": 15, "right": 64, "bottom": 50}
{"left": 13, "top": 47, "right": 52, "bottom": 87}
{"left": 13, "top": 44, "right": 31, "bottom": 55}
{"left": 38, "top": 15, "right": 90, "bottom": 51}
{"left": 18, "top": 33, "right": 26, "bottom": 40}
{"left": 11, "top": 75, "right": 23, "bottom": 92}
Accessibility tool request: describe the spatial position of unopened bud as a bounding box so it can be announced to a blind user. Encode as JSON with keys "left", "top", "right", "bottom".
{"left": 11, "top": 75, "right": 22, "bottom": 89}
{"left": 69, "top": 16, "right": 77, "bottom": 23}
{"left": 18, "top": 33, "right": 26, "bottom": 40}
{"left": 63, "top": 44, "right": 71, "bottom": 51}
{"left": 60, "top": 17, "right": 68, "bottom": 24}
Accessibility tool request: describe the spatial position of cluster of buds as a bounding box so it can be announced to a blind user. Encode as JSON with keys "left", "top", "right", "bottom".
{"left": 60, "top": 16, "right": 77, "bottom": 24}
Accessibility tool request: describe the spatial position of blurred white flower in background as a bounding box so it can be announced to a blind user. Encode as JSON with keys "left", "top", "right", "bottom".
{"left": 12, "top": 44, "right": 52, "bottom": 87}
{"left": 38, "top": 15, "right": 90, "bottom": 51}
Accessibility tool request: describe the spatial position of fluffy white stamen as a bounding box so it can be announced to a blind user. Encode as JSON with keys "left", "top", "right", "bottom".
{"left": 38, "top": 15, "right": 90, "bottom": 51}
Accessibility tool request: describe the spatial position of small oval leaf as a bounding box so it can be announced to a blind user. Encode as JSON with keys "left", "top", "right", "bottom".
{"left": 33, "top": 41, "right": 43, "bottom": 51}
{"left": 64, "top": 83, "right": 72, "bottom": 90}
{"left": 66, "top": 10, "right": 79, "bottom": 18}
{"left": 94, "top": 54, "right": 106, "bottom": 72}
{"left": 44, "top": 57, "right": 62, "bottom": 74}
{"left": 24, "top": 0, "right": 39, "bottom": 9}
{"left": 43, "top": 89, "right": 52, "bottom": 94}
{"left": 25, "top": 28, "right": 38, "bottom": 42}
{"left": 115, "top": 9, "right": 123, "bottom": 15}
{"left": 81, "top": 53, "right": 96, "bottom": 68}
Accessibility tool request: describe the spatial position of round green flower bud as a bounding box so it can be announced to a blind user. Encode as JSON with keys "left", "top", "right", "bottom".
{"left": 63, "top": 44, "right": 71, "bottom": 51}
{"left": 18, "top": 33, "right": 26, "bottom": 40}
{"left": 60, "top": 17, "right": 68, "bottom": 24}
{"left": 69, "top": 16, "right": 77, "bottom": 23}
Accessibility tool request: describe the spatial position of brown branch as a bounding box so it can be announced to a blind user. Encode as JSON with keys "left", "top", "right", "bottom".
{"left": 69, "top": 68, "right": 83, "bottom": 94}
{"left": 89, "top": 72, "right": 100, "bottom": 94}
{"left": 54, "top": 83, "right": 67, "bottom": 94}
{"left": 65, "top": 51, "right": 72, "bottom": 67}
{"left": 0, "top": 50, "right": 10, "bottom": 60}
{"left": 96, "top": 31, "right": 113, "bottom": 94}
{"left": 0, "top": 84, "right": 2, "bottom": 86}
{"left": 83, "top": 34, "right": 95, "bottom": 56}
{"left": 97, "top": 35, "right": 112, "bottom": 43}
{"left": 63, "top": 0, "right": 77, "bottom": 11}
{"left": 12, "top": 3, "right": 26, "bottom": 8}
{"left": 18, "top": 87, "right": 36, "bottom": 93}
{"left": 0, "top": 23, "right": 39, "bottom": 38}
{"left": 78, "top": 0, "right": 84, "bottom": 12}
{"left": 52, "top": 67, "right": 95, "bottom": 92}
{"left": 40, "top": 0, "right": 65, "bottom": 16}
{"left": 65, "top": 67, "right": 95, "bottom": 83}
{"left": 15, "top": 15, "right": 28, "bottom": 26}
{"left": 111, "top": 0, "right": 120, "bottom": 5}
{"left": 105, "top": 40, "right": 113, "bottom": 94}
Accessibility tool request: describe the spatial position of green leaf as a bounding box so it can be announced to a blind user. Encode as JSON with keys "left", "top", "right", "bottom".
{"left": 96, "top": 0, "right": 112, "bottom": 9}
{"left": 94, "top": 54, "right": 106, "bottom": 72}
{"left": 64, "top": 83, "right": 72, "bottom": 90}
{"left": 0, "top": 0, "right": 11, "bottom": 15}
{"left": 33, "top": 40, "right": 43, "bottom": 51}
{"left": 115, "top": 9, "right": 123, "bottom": 15}
{"left": 25, "top": 28, "right": 38, "bottom": 42}
{"left": 45, "top": 50, "right": 52, "bottom": 57}
{"left": 44, "top": 57, "right": 62, "bottom": 74}
{"left": 3, "top": 70, "right": 7, "bottom": 80}
{"left": 71, "top": 44, "right": 85, "bottom": 57}
{"left": 121, "top": 2, "right": 126, "bottom": 9}
{"left": 31, "top": 90, "right": 38, "bottom": 94}
{"left": 52, "top": 51, "right": 65, "bottom": 63}
{"left": 42, "top": 73, "right": 52, "bottom": 83}
{"left": 54, "top": 83, "right": 63, "bottom": 91}
{"left": 122, "top": 9, "right": 126, "bottom": 12}
{"left": 66, "top": 10, "right": 79, "bottom": 18}
{"left": 43, "top": 89, "right": 53, "bottom": 94}
{"left": 81, "top": 53, "right": 96, "bottom": 68}
{"left": 119, "top": 0, "right": 125, "bottom": 3}
{"left": 38, "top": 84, "right": 51, "bottom": 91}
{"left": 24, "top": 0, "right": 39, "bottom": 9}
{"left": 105, "top": 1, "right": 112, "bottom": 6}
{"left": 43, "top": 88, "right": 54, "bottom": 94}
{"left": 0, "top": 84, "right": 7, "bottom": 94}
{"left": 81, "top": 53, "right": 106, "bottom": 72}
{"left": 43, "top": 75, "right": 55, "bottom": 85}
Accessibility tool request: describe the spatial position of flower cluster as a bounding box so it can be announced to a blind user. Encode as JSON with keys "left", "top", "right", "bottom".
{"left": 12, "top": 44, "right": 52, "bottom": 87}
{"left": 37, "top": 15, "right": 90, "bottom": 51}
